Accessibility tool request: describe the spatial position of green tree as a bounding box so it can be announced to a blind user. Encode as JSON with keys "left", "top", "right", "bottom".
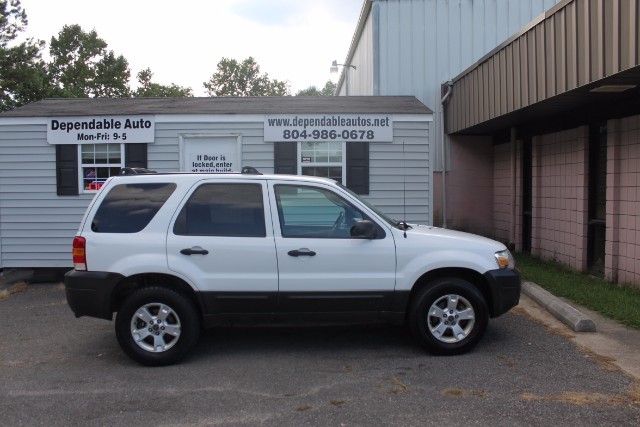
{"left": 203, "top": 57, "right": 290, "bottom": 96}
{"left": 48, "top": 24, "right": 130, "bottom": 98}
{"left": 295, "top": 80, "right": 336, "bottom": 96}
{"left": 0, "top": 0, "right": 48, "bottom": 111}
{"left": 133, "top": 68, "right": 193, "bottom": 97}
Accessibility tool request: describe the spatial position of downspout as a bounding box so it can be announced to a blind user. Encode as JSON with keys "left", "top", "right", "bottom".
{"left": 440, "top": 81, "right": 453, "bottom": 228}
{"left": 510, "top": 127, "right": 517, "bottom": 250}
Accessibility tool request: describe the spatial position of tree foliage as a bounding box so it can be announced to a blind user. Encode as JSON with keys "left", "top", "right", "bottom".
{"left": 0, "top": 0, "right": 48, "bottom": 111}
{"left": 48, "top": 24, "right": 130, "bottom": 98}
{"left": 203, "top": 57, "right": 290, "bottom": 97}
{"left": 295, "top": 80, "right": 337, "bottom": 96}
{"left": 133, "top": 68, "right": 193, "bottom": 97}
{"left": 1, "top": 3, "right": 302, "bottom": 109}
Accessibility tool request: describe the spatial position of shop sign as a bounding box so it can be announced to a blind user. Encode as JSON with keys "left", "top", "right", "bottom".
{"left": 264, "top": 114, "right": 393, "bottom": 142}
{"left": 47, "top": 115, "right": 155, "bottom": 144}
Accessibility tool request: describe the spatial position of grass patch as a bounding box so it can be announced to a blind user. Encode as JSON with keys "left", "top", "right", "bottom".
{"left": 515, "top": 253, "right": 640, "bottom": 330}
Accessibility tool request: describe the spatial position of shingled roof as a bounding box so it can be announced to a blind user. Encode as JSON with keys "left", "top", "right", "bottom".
{"left": 0, "top": 96, "right": 432, "bottom": 117}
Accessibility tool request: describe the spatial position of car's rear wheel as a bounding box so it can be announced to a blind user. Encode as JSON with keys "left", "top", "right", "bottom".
{"left": 115, "top": 287, "right": 200, "bottom": 366}
{"left": 409, "top": 277, "right": 488, "bottom": 355}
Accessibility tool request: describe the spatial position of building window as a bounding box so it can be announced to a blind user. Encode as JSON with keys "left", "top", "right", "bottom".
{"left": 274, "top": 141, "right": 369, "bottom": 195}
{"left": 80, "top": 143, "right": 124, "bottom": 191}
{"left": 298, "top": 141, "right": 345, "bottom": 183}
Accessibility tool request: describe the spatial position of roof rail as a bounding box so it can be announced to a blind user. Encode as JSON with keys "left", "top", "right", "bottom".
{"left": 119, "top": 167, "right": 157, "bottom": 175}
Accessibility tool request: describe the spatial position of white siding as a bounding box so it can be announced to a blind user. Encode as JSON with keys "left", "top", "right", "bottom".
{"left": 0, "top": 120, "right": 274, "bottom": 269}
{"left": 367, "top": 120, "right": 430, "bottom": 223}
{"left": 153, "top": 119, "right": 431, "bottom": 223}
{"left": 151, "top": 121, "right": 272, "bottom": 173}
{"left": 0, "top": 116, "right": 429, "bottom": 268}
{"left": 0, "top": 124, "right": 94, "bottom": 268}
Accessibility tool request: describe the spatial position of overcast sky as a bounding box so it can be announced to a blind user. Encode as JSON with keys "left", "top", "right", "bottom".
{"left": 19, "top": 0, "right": 363, "bottom": 95}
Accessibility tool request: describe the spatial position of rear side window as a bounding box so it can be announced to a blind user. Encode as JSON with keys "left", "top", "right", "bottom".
{"left": 173, "top": 183, "right": 266, "bottom": 237}
{"left": 91, "top": 183, "right": 177, "bottom": 233}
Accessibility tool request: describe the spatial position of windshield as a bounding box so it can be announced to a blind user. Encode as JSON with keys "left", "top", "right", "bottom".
{"left": 337, "top": 183, "right": 402, "bottom": 228}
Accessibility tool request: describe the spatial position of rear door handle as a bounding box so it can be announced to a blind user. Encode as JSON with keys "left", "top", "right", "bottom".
{"left": 180, "top": 247, "right": 209, "bottom": 255}
{"left": 288, "top": 249, "right": 316, "bottom": 257}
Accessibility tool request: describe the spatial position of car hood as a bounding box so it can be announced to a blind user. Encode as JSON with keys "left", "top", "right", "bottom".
{"left": 403, "top": 224, "right": 506, "bottom": 251}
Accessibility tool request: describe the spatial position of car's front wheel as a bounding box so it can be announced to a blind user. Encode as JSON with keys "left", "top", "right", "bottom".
{"left": 115, "top": 287, "right": 200, "bottom": 366}
{"left": 409, "top": 277, "right": 489, "bottom": 355}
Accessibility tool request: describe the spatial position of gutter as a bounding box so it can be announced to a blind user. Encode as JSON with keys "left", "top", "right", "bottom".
{"left": 440, "top": 81, "right": 453, "bottom": 228}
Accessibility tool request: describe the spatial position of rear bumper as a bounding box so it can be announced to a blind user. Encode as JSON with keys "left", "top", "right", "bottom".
{"left": 484, "top": 269, "right": 521, "bottom": 318}
{"left": 64, "top": 270, "right": 124, "bottom": 320}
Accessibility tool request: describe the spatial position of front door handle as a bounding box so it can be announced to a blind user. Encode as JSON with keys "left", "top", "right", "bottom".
{"left": 288, "top": 249, "right": 316, "bottom": 257}
{"left": 180, "top": 247, "right": 209, "bottom": 255}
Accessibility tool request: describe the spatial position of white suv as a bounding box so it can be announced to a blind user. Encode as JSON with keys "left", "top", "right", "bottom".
{"left": 65, "top": 169, "right": 520, "bottom": 366}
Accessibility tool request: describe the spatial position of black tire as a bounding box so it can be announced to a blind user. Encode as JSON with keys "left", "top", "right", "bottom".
{"left": 115, "top": 287, "right": 200, "bottom": 366}
{"left": 409, "top": 277, "right": 489, "bottom": 356}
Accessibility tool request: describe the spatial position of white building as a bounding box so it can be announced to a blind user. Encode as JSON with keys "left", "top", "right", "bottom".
{"left": 0, "top": 96, "right": 431, "bottom": 270}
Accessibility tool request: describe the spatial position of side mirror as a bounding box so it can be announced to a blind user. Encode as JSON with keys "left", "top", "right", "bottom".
{"left": 350, "top": 220, "right": 376, "bottom": 239}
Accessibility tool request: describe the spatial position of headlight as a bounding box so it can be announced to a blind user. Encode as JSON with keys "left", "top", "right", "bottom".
{"left": 495, "top": 249, "right": 515, "bottom": 270}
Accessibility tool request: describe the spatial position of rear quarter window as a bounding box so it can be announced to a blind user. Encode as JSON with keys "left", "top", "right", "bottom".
{"left": 91, "top": 183, "right": 177, "bottom": 233}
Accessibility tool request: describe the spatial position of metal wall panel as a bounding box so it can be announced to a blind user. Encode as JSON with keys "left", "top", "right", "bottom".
{"left": 340, "top": 0, "right": 561, "bottom": 167}
{"left": 566, "top": 4, "right": 578, "bottom": 91}
{"left": 445, "top": 0, "right": 640, "bottom": 134}
{"left": 620, "top": 0, "right": 637, "bottom": 70}
{"left": 337, "top": 4, "right": 375, "bottom": 96}
{"left": 590, "top": 0, "right": 604, "bottom": 81}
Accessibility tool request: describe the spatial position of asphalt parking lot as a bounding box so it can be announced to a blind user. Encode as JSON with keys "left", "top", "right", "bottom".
{"left": 1, "top": 283, "right": 639, "bottom": 426}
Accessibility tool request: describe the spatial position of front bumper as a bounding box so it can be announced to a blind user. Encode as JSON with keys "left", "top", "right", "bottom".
{"left": 64, "top": 270, "right": 124, "bottom": 320}
{"left": 484, "top": 268, "right": 521, "bottom": 318}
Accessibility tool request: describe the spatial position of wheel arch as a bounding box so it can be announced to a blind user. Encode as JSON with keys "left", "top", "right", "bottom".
{"left": 405, "top": 268, "right": 493, "bottom": 321}
{"left": 110, "top": 273, "right": 203, "bottom": 317}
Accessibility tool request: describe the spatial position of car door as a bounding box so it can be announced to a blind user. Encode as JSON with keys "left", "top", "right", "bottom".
{"left": 166, "top": 179, "right": 278, "bottom": 314}
{"left": 269, "top": 181, "right": 397, "bottom": 312}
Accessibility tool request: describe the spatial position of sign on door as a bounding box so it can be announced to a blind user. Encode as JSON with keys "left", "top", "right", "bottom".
{"left": 182, "top": 136, "right": 240, "bottom": 173}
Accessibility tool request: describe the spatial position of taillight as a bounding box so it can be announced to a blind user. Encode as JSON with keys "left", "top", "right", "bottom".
{"left": 73, "top": 237, "right": 87, "bottom": 271}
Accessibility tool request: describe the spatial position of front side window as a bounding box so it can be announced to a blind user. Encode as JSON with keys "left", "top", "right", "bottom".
{"left": 173, "top": 183, "right": 266, "bottom": 237}
{"left": 299, "top": 141, "right": 345, "bottom": 183}
{"left": 80, "top": 144, "right": 124, "bottom": 191}
{"left": 275, "top": 184, "right": 365, "bottom": 238}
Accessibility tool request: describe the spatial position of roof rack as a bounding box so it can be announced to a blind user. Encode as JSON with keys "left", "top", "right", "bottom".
{"left": 241, "top": 166, "right": 262, "bottom": 175}
{"left": 119, "top": 167, "right": 157, "bottom": 175}
{"left": 117, "top": 166, "right": 262, "bottom": 176}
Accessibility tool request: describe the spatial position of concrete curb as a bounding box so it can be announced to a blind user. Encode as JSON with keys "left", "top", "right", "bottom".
{"left": 522, "top": 281, "right": 597, "bottom": 332}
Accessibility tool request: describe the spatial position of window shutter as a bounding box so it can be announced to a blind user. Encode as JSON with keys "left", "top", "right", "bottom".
{"left": 274, "top": 142, "right": 297, "bottom": 174}
{"left": 56, "top": 145, "right": 79, "bottom": 196}
{"left": 346, "top": 141, "right": 369, "bottom": 195}
{"left": 125, "top": 144, "right": 148, "bottom": 168}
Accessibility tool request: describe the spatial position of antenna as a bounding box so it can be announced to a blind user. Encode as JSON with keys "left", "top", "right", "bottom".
{"left": 402, "top": 140, "right": 407, "bottom": 238}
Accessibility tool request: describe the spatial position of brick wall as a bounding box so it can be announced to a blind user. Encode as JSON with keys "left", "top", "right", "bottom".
{"left": 444, "top": 136, "right": 495, "bottom": 236}
{"left": 493, "top": 144, "right": 511, "bottom": 244}
{"left": 487, "top": 117, "right": 640, "bottom": 286}
{"left": 607, "top": 117, "right": 640, "bottom": 284}
{"left": 531, "top": 127, "right": 589, "bottom": 271}
{"left": 492, "top": 140, "right": 523, "bottom": 250}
